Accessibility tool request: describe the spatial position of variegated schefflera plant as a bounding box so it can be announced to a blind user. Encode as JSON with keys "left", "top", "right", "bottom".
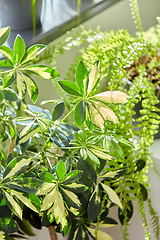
{"left": 0, "top": 26, "right": 135, "bottom": 240}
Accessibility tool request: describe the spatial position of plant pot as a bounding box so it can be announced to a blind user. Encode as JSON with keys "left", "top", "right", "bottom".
{"left": 124, "top": 78, "right": 160, "bottom": 139}
{"left": 0, "top": 0, "right": 42, "bottom": 30}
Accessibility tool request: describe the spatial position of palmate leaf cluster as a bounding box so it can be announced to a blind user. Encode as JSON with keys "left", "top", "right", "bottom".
{"left": 0, "top": 26, "right": 145, "bottom": 240}
{"left": 50, "top": 25, "right": 160, "bottom": 239}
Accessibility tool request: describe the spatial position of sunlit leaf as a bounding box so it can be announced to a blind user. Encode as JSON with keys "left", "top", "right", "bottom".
{"left": 14, "top": 34, "right": 26, "bottom": 65}
{"left": 76, "top": 60, "right": 88, "bottom": 93}
{"left": 0, "top": 27, "right": 10, "bottom": 46}
{"left": 24, "top": 65, "right": 59, "bottom": 79}
{"left": 75, "top": 100, "right": 85, "bottom": 128}
{"left": 0, "top": 46, "right": 15, "bottom": 64}
{"left": 58, "top": 80, "right": 82, "bottom": 96}
{"left": 4, "top": 191, "right": 22, "bottom": 219}
{"left": 52, "top": 101, "right": 65, "bottom": 121}
{"left": 21, "top": 44, "right": 46, "bottom": 65}
{"left": 56, "top": 160, "right": 66, "bottom": 181}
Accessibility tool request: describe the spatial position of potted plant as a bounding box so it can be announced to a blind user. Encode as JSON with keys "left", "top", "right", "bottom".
{"left": 0, "top": 0, "right": 42, "bottom": 31}
{"left": 0, "top": 26, "right": 144, "bottom": 240}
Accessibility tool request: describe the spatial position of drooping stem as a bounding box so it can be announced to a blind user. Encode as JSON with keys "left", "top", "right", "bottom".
{"left": 48, "top": 225, "right": 58, "bottom": 240}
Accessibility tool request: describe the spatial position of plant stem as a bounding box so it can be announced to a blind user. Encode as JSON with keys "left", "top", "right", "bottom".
{"left": 48, "top": 225, "right": 58, "bottom": 240}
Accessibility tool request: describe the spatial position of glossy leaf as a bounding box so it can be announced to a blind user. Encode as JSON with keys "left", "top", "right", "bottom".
{"left": 21, "top": 73, "right": 38, "bottom": 103}
{"left": 118, "top": 200, "right": 133, "bottom": 225}
{"left": 0, "top": 59, "right": 13, "bottom": 70}
{"left": 52, "top": 101, "right": 65, "bottom": 121}
{"left": 134, "top": 159, "right": 146, "bottom": 172}
{"left": 88, "top": 227, "right": 113, "bottom": 240}
{"left": 101, "top": 183, "right": 122, "bottom": 209}
{"left": 62, "top": 182, "right": 88, "bottom": 193}
{"left": 102, "top": 167, "right": 128, "bottom": 179}
{"left": 14, "top": 34, "right": 26, "bottom": 64}
{"left": 36, "top": 182, "right": 55, "bottom": 195}
{"left": 39, "top": 172, "right": 56, "bottom": 182}
{"left": 58, "top": 80, "right": 82, "bottom": 96}
{"left": 41, "top": 187, "right": 56, "bottom": 211}
{"left": 75, "top": 100, "right": 85, "bottom": 128}
{"left": 0, "top": 217, "right": 18, "bottom": 234}
{"left": 76, "top": 60, "right": 88, "bottom": 93}
{"left": 0, "top": 27, "right": 10, "bottom": 46}
{"left": 111, "top": 139, "right": 124, "bottom": 159}
{"left": 3, "top": 71, "right": 16, "bottom": 88}
{"left": 87, "top": 60, "right": 100, "bottom": 94}
{"left": 3, "top": 156, "right": 31, "bottom": 179}
{"left": 56, "top": 160, "right": 66, "bottom": 181}
{"left": 21, "top": 44, "right": 46, "bottom": 65}
{"left": 54, "top": 189, "right": 65, "bottom": 224}
{"left": 24, "top": 65, "right": 59, "bottom": 79}
{"left": 87, "top": 149, "right": 100, "bottom": 166}
{"left": 77, "top": 160, "right": 97, "bottom": 184}
{"left": 17, "top": 72, "right": 27, "bottom": 99}
{"left": 15, "top": 218, "right": 35, "bottom": 236}
{"left": 62, "top": 170, "right": 83, "bottom": 185}
{"left": 4, "top": 191, "right": 22, "bottom": 219}
{"left": 88, "top": 185, "right": 102, "bottom": 221}
{"left": 61, "top": 188, "right": 81, "bottom": 208}
{"left": 2, "top": 88, "right": 18, "bottom": 101}
{"left": 0, "top": 46, "right": 15, "bottom": 64}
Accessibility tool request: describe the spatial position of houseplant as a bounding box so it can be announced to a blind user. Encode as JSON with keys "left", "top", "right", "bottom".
{"left": 0, "top": 0, "right": 42, "bottom": 31}
{"left": 0, "top": 26, "right": 145, "bottom": 240}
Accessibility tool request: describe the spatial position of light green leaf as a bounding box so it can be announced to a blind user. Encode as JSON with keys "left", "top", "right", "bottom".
{"left": 11, "top": 190, "right": 40, "bottom": 213}
{"left": 0, "top": 46, "right": 15, "bottom": 64}
{"left": 0, "top": 27, "right": 10, "bottom": 46}
{"left": 0, "top": 91, "right": 5, "bottom": 105}
{"left": 21, "top": 73, "right": 38, "bottom": 103}
{"left": 87, "top": 149, "right": 100, "bottom": 166}
{"left": 54, "top": 189, "right": 65, "bottom": 224}
{"left": 24, "top": 65, "right": 59, "bottom": 79}
{"left": 3, "top": 157, "right": 31, "bottom": 180}
{"left": 3, "top": 71, "right": 16, "bottom": 88}
{"left": 52, "top": 101, "right": 65, "bottom": 121}
{"left": 101, "top": 183, "right": 122, "bottom": 209}
{"left": 56, "top": 160, "right": 66, "bottom": 181}
{"left": 41, "top": 187, "right": 56, "bottom": 211}
{"left": 75, "top": 100, "right": 85, "bottom": 128}
{"left": 88, "top": 227, "right": 113, "bottom": 240}
{"left": 17, "top": 72, "right": 27, "bottom": 99}
{"left": 76, "top": 60, "right": 88, "bottom": 93}
{"left": 21, "top": 44, "right": 46, "bottom": 65}
{"left": 90, "top": 147, "right": 111, "bottom": 160}
{"left": 14, "top": 34, "right": 26, "bottom": 64}
{"left": 111, "top": 139, "right": 124, "bottom": 159}
{"left": 36, "top": 182, "right": 55, "bottom": 196}
{"left": 4, "top": 191, "right": 22, "bottom": 219}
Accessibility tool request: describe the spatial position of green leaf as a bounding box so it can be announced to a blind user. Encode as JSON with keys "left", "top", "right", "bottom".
{"left": 0, "top": 217, "right": 18, "bottom": 234}
{"left": 88, "top": 227, "right": 113, "bottom": 240}
{"left": 0, "top": 122, "right": 5, "bottom": 140}
{"left": 101, "top": 183, "right": 122, "bottom": 209}
{"left": 14, "top": 34, "right": 26, "bottom": 64}
{"left": 111, "top": 139, "right": 124, "bottom": 159}
{"left": 80, "top": 147, "right": 88, "bottom": 160}
{"left": 0, "top": 59, "right": 13, "bottom": 70}
{"left": 61, "top": 170, "right": 83, "bottom": 185}
{"left": 41, "top": 187, "right": 56, "bottom": 211}
{"left": 2, "top": 88, "right": 18, "bottom": 101}
{"left": 58, "top": 80, "right": 82, "bottom": 96}
{"left": 11, "top": 190, "right": 41, "bottom": 213}
{"left": 17, "top": 72, "right": 27, "bottom": 99}
{"left": 3, "top": 156, "right": 31, "bottom": 180}
{"left": 87, "top": 60, "right": 100, "bottom": 94}
{"left": 76, "top": 60, "right": 88, "bottom": 93}
{"left": 0, "top": 46, "right": 15, "bottom": 64}
{"left": 39, "top": 172, "right": 56, "bottom": 182}
{"left": 52, "top": 101, "right": 65, "bottom": 121}
{"left": 56, "top": 160, "right": 66, "bottom": 181}
{"left": 88, "top": 185, "right": 102, "bottom": 221}
{"left": 75, "top": 100, "right": 85, "bottom": 128}
{"left": 102, "top": 167, "right": 127, "bottom": 179}
{"left": 36, "top": 182, "right": 55, "bottom": 195}
{"left": 77, "top": 160, "right": 97, "bottom": 184}
{"left": 15, "top": 218, "right": 35, "bottom": 236}
{"left": 53, "top": 189, "right": 65, "bottom": 224}
{"left": 134, "top": 159, "right": 146, "bottom": 172}
{"left": 21, "top": 44, "right": 46, "bottom": 65}
{"left": 4, "top": 191, "right": 22, "bottom": 219}
{"left": 19, "top": 126, "right": 40, "bottom": 144}
{"left": 61, "top": 188, "right": 81, "bottom": 208}
{"left": 24, "top": 65, "right": 59, "bottom": 79}
{"left": 3, "top": 71, "right": 16, "bottom": 88}
{"left": 112, "top": 135, "right": 134, "bottom": 148}
{"left": 21, "top": 73, "right": 38, "bottom": 103}
{"left": 118, "top": 200, "right": 133, "bottom": 225}
{"left": 62, "top": 182, "right": 88, "bottom": 193}
{"left": 0, "top": 91, "right": 5, "bottom": 105}
{"left": 87, "top": 149, "right": 100, "bottom": 166}
{"left": 9, "top": 177, "right": 43, "bottom": 194}
{"left": 0, "top": 27, "right": 10, "bottom": 46}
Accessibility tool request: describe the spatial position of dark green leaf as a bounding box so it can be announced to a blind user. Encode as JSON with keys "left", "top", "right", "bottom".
{"left": 118, "top": 200, "right": 133, "bottom": 225}
{"left": 88, "top": 185, "right": 102, "bottom": 221}
{"left": 0, "top": 205, "right": 11, "bottom": 217}
{"left": 0, "top": 217, "right": 18, "bottom": 234}
{"left": 0, "top": 27, "right": 10, "bottom": 46}
{"left": 61, "top": 188, "right": 80, "bottom": 209}
{"left": 77, "top": 160, "right": 97, "bottom": 184}
{"left": 61, "top": 170, "right": 83, "bottom": 185}
{"left": 139, "top": 183, "right": 148, "bottom": 201}
{"left": 14, "top": 34, "right": 26, "bottom": 64}
{"left": 39, "top": 172, "right": 56, "bottom": 182}
{"left": 56, "top": 160, "right": 66, "bottom": 181}
{"left": 13, "top": 217, "right": 35, "bottom": 236}
{"left": 2, "top": 88, "right": 18, "bottom": 101}
{"left": 134, "top": 159, "right": 146, "bottom": 172}
{"left": 75, "top": 100, "right": 85, "bottom": 128}
{"left": 58, "top": 80, "right": 82, "bottom": 96}
{"left": 52, "top": 101, "right": 65, "bottom": 121}
{"left": 76, "top": 60, "right": 88, "bottom": 93}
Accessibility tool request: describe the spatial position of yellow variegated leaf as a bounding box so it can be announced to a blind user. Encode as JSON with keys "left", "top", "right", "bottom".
{"left": 62, "top": 188, "right": 81, "bottom": 207}
{"left": 93, "top": 91, "right": 128, "bottom": 103}
{"left": 54, "top": 189, "right": 65, "bottom": 224}
{"left": 101, "top": 183, "right": 122, "bottom": 209}
{"left": 87, "top": 61, "right": 100, "bottom": 94}
{"left": 91, "top": 222, "right": 117, "bottom": 228}
{"left": 36, "top": 183, "right": 55, "bottom": 195}
{"left": 19, "top": 127, "right": 40, "bottom": 144}
{"left": 4, "top": 158, "right": 31, "bottom": 179}
{"left": 11, "top": 190, "right": 39, "bottom": 213}
{"left": 69, "top": 207, "right": 79, "bottom": 216}
{"left": 4, "top": 191, "right": 22, "bottom": 219}
{"left": 89, "top": 103, "right": 104, "bottom": 130}
{"left": 41, "top": 187, "right": 57, "bottom": 211}
{"left": 88, "top": 227, "right": 113, "bottom": 240}
{"left": 90, "top": 148, "right": 111, "bottom": 160}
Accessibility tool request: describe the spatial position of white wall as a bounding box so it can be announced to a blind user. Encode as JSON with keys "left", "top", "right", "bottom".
{"left": 28, "top": 0, "right": 160, "bottom": 239}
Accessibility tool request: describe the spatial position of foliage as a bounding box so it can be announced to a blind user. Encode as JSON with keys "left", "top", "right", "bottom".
{"left": 0, "top": 26, "right": 145, "bottom": 240}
